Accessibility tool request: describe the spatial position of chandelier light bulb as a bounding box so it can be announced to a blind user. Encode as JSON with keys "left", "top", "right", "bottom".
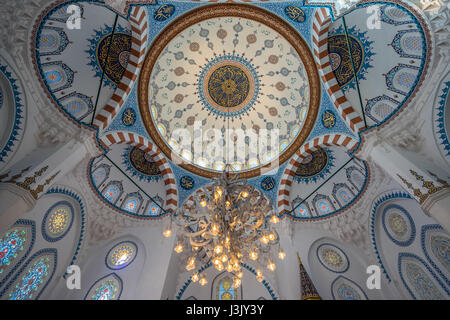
{"left": 260, "top": 235, "right": 270, "bottom": 244}
{"left": 267, "top": 260, "right": 276, "bottom": 271}
{"left": 268, "top": 233, "right": 275, "bottom": 241}
{"left": 213, "top": 257, "right": 221, "bottom": 265}
{"left": 199, "top": 275, "right": 208, "bottom": 286}
{"left": 191, "top": 273, "right": 199, "bottom": 282}
{"left": 226, "top": 263, "right": 233, "bottom": 273}
{"left": 256, "top": 269, "right": 263, "bottom": 277}
{"left": 240, "top": 190, "right": 249, "bottom": 198}
{"left": 270, "top": 215, "right": 279, "bottom": 224}
{"left": 163, "top": 228, "right": 172, "bottom": 238}
{"left": 200, "top": 199, "right": 207, "bottom": 207}
{"left": 249, "top": 251, "right": 258, "bottom": 261}
{"left": 237, "top": 271, "right": 243, "bottom": 278}
{"left": 256, "top": 275, "right": 264, "bottom": 282}
{"left": 192, "top": 246, "right": 199, "bottom": 251}
{"left": 174, "top": 243, "right": 183, "bottom": 253}
{"left": 186, "top": 257, "right": 196, "bottom": 271}
{"left": 278, "top": 250, "right": 286, "bottom": 260}
{"left": 232, "top": 277, "right": 242, "bottom": 289}
{"left": 221, "top": 254, "right": 228, "bottom": 263}
{"left": 214, "top": 244, "right": 223, "bottom": 255}
{"left": 210, "top": 223, "right": 220, "bottom": 236}
{"left": 215, "top": 261, "right": 224, "bottom": 271}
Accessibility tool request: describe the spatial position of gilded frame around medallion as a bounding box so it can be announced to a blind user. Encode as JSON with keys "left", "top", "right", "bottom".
{"left": 138, "top": 3, "right": 321, "bottom": 179}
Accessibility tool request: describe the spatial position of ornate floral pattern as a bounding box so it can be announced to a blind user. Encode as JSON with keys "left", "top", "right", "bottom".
{"left": 0, "top": 229, "right": 26, "bottom": 274}
{"left": 6, "top": 251, "right": 56, "bottom": 301}
{"left": 141, "top": 6, "right": 319, "bottom": 178}
{"left": 328, "top": 25, "right": 374, "bottom": 91}
{"left": 317, "top": 243, "right": 349, "bottom": 273}
{"left": 294, "top": 148, "right": 335, "bottom": 184}
{"left": 86, "top": 24, "right": 131, "bottom": 87}
{"left": 153, "top": 4, "right": 175, "bottom": 22}
{"left": 107, "top": 242, "right": 137, "bottom": 270}
{"left": 285, "top": 6, "right": 305, "bottom": 23}
{"left": 382, "top": 204, "right": 415, "bottom": 246}
{"left": 121, "top": 146, "right": 161, "bottom": 183}
{"left": 42, "top": 201, "right": 74, "bottom": 242}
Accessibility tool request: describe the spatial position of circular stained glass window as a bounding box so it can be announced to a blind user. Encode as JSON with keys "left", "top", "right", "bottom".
{"left": 106, "top": 241, "right": 137, "bottom": 270}
{"left": 42, "top": 201, "right": 74, "bottom": 242}
{"left": 317, "top": 243, "right": 349, "bottom": 273}
{"left": 382, "top": 204, "right": 415, "bottom": 246}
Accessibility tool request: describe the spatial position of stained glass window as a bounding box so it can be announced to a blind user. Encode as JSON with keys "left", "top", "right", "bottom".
{"left": 43, "top": 202, "right": 73, "bottom": 242}
{"left": 295, "top": 205, "right": 308, "bottom": 217}
{"left": 216, "top": 276, "right": 238, "bottom": 300}
{"left": 110, "top": 245, "right": 133, "bottom": 266}
{"left": 104, "top": 186, "right": 119, "bottom": 201}
{"left": 405, "top": 261, "right": 445, "bottom": 299}
{"left": 149, "top": 203, "right": 160, "bottom": 215}
{"left": 106, "top": 242, "right": 137, "bottom": 270}
{"left": 8, "top": 257, "right": 50, "bottom": 300}
{"left": 430, "top": 235, "right": 450, "bottom": 273}
{"left": 48, "top": 208, "right": 69, "bottom": 234}
{"left": 337, "top": 283, "right": 361, "bottom": 300}
{"left": 90, "top": 279, "right": 119, "bottom": 300}
{"left": 86, "top": 274, "right": 122, "bottom": 300}
{"left": 0, "top": 229, "right": 26, "bottom": 274}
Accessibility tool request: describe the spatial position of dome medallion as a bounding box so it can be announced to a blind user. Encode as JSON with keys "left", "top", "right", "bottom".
{"left": 138, "top": 4, "right": 320, "bottom": 178}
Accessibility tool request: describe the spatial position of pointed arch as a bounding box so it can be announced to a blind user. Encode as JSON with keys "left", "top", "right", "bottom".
{"left": 277, "top": 134, "right": 359, "bottom": 216}
{"left": 311, "top": 8, "right": 364, "bottom": 133}
{"left": 93, "top": 6, "right": 148, "bottom": 130}
{"left": 99, "top": 131, "right": 178, "bottom": 212}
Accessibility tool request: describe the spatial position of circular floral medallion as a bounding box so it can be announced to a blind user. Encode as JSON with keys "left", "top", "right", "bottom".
{"left": 322, "top": 110, "right": 336, "bottom": 129}
{"left": 295, "top": 148, "right": 329, "bottom": 179}
{"left": 199, "top": 57, "right": 259, "bottom": 116}
{"left": 106, "top": 241, "right": 137, "bottom": 270}
{"left": 327, "top": 34, "right": 364, "bottom": 87}
{"left": 382, "top": 204, "right": 415, "bottom": 246}
{"left": 97, "top": 32, "right": 132, "bottom": 86}
{"left": 153, "top": 4, "right": 175, "bottom": 21}
{"left": 121, "top": 108, "right": 136, "bottom": 126}
{"left": 317, "top": 243, "right": 349, "bottom": 273}
{"left": 138, "top": 4, "right": 320, "bottom": 178}
{"left": 42, "top": 201, "right": 74, "bottom": 242}
{"left": 128, "top": 146, "right": 161, "bottom": 178}
{"left": 180, "top": 175, "right": 195, "bottom": 190}
{"left": 285, "top": 6, "right": 306, "bottom": 23}
{"left": 261, "top": 176, "right": 275, "bottom": 191}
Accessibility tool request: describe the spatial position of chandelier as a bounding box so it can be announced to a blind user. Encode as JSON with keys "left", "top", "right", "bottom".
{"left": 163, "top": 165, "right": 285, "bottom": 289}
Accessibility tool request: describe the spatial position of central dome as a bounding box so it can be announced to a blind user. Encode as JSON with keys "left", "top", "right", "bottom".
{"left": 139, "top": 4, "right": 320, "bottom": 178}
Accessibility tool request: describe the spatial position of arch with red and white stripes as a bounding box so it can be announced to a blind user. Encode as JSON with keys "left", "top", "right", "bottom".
{"left": 311, "top": 7, "right": 365, "bottom": 134}
{"left": 93, "top": 7, "right": 148, "bottom": 131}
{"left": 277, "top": 133, "right": 359, "bottom": 216}
{"left": 99, "top": 131, "right": 178, "bottom": 213}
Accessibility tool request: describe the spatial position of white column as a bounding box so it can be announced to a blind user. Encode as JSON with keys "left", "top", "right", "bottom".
{"left": 370, "top": 142, "right": 450, "bottom": 232}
